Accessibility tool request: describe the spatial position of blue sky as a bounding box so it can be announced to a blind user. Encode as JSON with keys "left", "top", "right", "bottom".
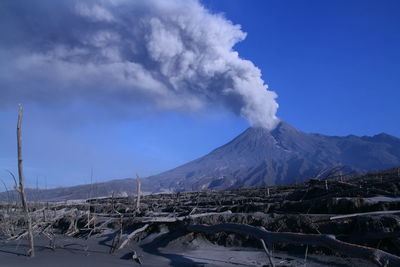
{"left": 0, "top": 0, "right": 399, "bottom": 189}
{"left": 203, "top": 0, "right": 400, "bottom": 135}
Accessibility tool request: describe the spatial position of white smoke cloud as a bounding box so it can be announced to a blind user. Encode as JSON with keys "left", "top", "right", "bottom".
{"left": 0, "top": 0, "right": 279, "bottom": 128}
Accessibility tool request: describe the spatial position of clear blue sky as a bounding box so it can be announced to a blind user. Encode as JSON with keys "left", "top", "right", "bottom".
{"left": 0, "top": 0, "right": 399, "bottom": 189}
{"left": 203, "top": 0, "right": 400, "bottom": 135}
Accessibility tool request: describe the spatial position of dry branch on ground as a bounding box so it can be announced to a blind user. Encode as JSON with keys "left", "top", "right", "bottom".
{"left": 187, "top": 223, "right": 400, "bottom": 266}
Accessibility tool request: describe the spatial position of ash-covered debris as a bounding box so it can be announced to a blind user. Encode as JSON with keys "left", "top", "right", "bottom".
{"left": 1, "top": 167, "right": 400, "bottom": 266}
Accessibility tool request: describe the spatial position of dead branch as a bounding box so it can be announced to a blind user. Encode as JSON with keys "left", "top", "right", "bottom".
{"left": 6, "top": 170, "right": 18, "bottom": 192}
{"left": 117, "top": 224, "right": 149, "bottom": 251}
{"left": 330, "top": 210, "right": 400, "bottom": 220}
{"left": 131, "top": 250, "right": 142, "bottom": 264}
{"left": 110, "top": 210, "right": 123, "bottom": 254}
{"left": 135, "top": 211, "right": 232, "bottom": 223}
{"left": 8, "top": 224, "right": 40, "bottom": 241}
{"left": 0, "top": 178, "right": 11, "bottom": 212}
{"left": 186, "top": 223, "right": 400, "bottom": 266}
{"left": 260, "top": 238, "right": 274, "bottom": 267}
{"left": 66, "top": 210, "right": 80, "bottom": 236}
{"left": 84, "top": 214, "right": 96, "bottom": 228}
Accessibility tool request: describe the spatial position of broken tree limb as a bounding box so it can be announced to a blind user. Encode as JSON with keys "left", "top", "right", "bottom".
{"left": 186, "top": 223, "right": 400, "bottom": 267}
{"left": 7, "top": 224, "right": 40, "bottom": 241}
{"left": 110, "top": 210, "right": 123, "bottom": 254}
{"left": 131, "top": 250, "right": 142, "bottom": 265}
{"left": 0, "top": 178, "right": 11, "bottom": 212}
{"left": 260, "top": 238, "right": 274, "bottom": 267}
{"left": 330, "top": 210, "right": 400, "bottom": 220}
{"left": 83, "top": 211, "right": 233, "bottom": 224}
{"left": 136, "top": 211, "right": 232, "bottom": 223}
{"left": 66, "top": 210, "right": 80, "bottom": 236}
{"left": 86, "top": 218, "right": 117, "bottom": 239}
{"left": 94, "top": 218, "right": 116, "bottom": 229}
{"left": 84, "top": 215, "right": 96, "bottom": 228}
{"left": 40, "top": 230, "right": 55, "bottom": 251}
{"left": 16, "top": 104, "right": 35, "bottom": 257}
{"left": 117, "top": 224, "right": 149, "bottom": 251}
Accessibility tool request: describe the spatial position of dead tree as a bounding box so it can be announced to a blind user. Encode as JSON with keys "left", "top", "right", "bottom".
{"left": 16, "top": 104, "right": 35, "bottom": 257}
{"left": 87, "top": 168, "right": 93, "bottom": 229}
{"left": 136, "top": 174, "right": 141, "bottom": 211}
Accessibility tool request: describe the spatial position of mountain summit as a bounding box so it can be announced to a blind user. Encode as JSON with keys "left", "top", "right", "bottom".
{"left": 148, "top": 121, "right": 400, "bottom": 192}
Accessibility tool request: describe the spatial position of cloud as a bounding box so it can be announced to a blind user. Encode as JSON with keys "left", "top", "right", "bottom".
{"left": 0, "top": 0, "right": 279, "bottom": 128}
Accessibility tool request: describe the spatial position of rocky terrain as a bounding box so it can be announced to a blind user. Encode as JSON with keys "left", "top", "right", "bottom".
{"left": 1, "top": 168, "right": 400, "bottom": 266}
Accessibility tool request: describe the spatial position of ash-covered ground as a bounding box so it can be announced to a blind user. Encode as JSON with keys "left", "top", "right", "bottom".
{"left": 1, "top": 168, "right": 400, "bottom": 266}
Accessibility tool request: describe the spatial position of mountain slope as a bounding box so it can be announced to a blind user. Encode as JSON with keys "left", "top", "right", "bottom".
{"left": 147, "top": 121, "right": 400, "bottom": 192}
{"left": 1, "top": 121, "right": 399, "bottom": 201}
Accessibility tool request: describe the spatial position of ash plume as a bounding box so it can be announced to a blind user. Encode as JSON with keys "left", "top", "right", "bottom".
{"left": 0, "top": 0, "right": 279, "bottom": 129}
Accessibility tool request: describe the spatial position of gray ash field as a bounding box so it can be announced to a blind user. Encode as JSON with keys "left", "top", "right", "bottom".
{"left": 1, "top": 168, "right": 400, "bottom": 266}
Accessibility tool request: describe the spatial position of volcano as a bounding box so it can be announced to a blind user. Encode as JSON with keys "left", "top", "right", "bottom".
{"left": 147, "top": 121, "right": 400, "bottom": 192}
{"left": 2, "top": 121, "right": 400, "bottom": 201}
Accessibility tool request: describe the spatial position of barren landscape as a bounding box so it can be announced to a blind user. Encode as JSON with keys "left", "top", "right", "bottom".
{"left": 1, "top": 1, "right": 400, "bottom": 266}
{"left": 1, "top": 168, "right": 400, "bottom": 266}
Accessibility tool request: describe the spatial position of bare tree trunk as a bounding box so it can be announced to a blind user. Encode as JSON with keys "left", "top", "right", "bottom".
{"left": 17, "top": 104, "right": 35, "bottom": 257}
{"left": 136, "top": 174, "right": 141, "bottom": 211}
{"left": 87, "top": 168, "right": 93, "bottom": 229}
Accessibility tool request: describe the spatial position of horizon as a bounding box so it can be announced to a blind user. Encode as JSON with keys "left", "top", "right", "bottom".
{"left": 1, "top": 0, "right": 399, "bottom": 189}
{"left": 1, "top": 120, "right": 398, "bottom": 191}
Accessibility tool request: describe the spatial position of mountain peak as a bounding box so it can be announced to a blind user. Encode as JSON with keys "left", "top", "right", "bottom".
{"left": 370, "top": 132, "right": 400, "bottom": 144}
{"left": 147, "top": 121, "right": 400, "bottom": 192}
{"left": 271, "top": 120, "right": 302, "bottom": 135}
{"left": 242, "top": 121, "right": 300, "bottom": 139}
{"left": 374, "top": 132, "right": 395, "bottom": 139}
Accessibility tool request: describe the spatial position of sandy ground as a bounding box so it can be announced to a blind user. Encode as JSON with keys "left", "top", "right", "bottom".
{"left": 0, "top": 231, "right": 375, "bottom": 267}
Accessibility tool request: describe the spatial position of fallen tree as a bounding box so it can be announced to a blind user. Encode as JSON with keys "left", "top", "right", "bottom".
{"left": 187, "top": 223, "right": 400, "bottom": 267}
{"left": 330, "top": 210, "right": 400, "bottom": 220}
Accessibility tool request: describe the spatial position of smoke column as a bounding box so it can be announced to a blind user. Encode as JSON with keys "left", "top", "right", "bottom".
{"left": 0, "top": 0, "right": 279, "bottom": 129}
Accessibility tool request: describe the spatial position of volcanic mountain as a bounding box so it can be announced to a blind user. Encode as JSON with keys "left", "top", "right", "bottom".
{"left": 147, "top": 121, "right": 400, "bottom": 192}
{"left": 1, "top": 121, "right": 400, "bottom": 201}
